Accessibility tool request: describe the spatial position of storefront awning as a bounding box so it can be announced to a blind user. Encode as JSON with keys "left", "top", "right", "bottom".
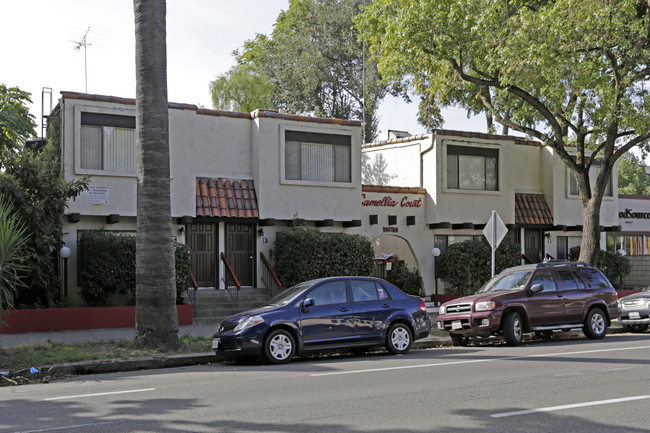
{"left": 196, "top": 178, "right": 258, "bottom": 218}
{"left": 515, "top": 193, "right": 553, "bottom": 226}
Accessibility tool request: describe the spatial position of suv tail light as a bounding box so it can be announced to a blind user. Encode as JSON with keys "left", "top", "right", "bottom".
{"left": 419, "top": 300, "right": 427, "bottom": 313}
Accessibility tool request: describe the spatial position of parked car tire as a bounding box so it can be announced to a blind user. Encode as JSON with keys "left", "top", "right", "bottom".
{"left": 263, "top": 329, "right": 296, "bottom": 364}
{"left": 624, "top": 324, "right": 649, "bottom": 333}
{"left": 450, "top": 333, "right": 468, "bottom": 347}
{"left": 386, "top": 323, "right": 412, "bottom": 354}
{"left": 503, "top": 312, "right": 524, "bottom": 346}
{"left": 583, "top": 308, "right": 607, "bottom": 339}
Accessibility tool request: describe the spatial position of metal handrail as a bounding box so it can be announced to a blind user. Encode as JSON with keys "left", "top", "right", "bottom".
{"left": 260, "top": 252, "right": 283, "bottom": 298}
{"left": 220, "top": 252, "right": 241, "bottom": 311}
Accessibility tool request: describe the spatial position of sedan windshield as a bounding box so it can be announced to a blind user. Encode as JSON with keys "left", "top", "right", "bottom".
{"left": 266, "top": 280, "right": 317, "bottom": 306}
{"left": 477, "top": 271, "right": 532, "bottom": 293}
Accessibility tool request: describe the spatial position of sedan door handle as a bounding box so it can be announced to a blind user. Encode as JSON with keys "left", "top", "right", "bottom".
{"left": 340, "top": 308, "right": 349, "bottom": 312}
{"left": 382, "top": 304, "right": 390, "bottom": 309}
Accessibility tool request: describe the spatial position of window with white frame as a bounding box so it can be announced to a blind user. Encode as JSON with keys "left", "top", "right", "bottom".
{"left": 285, "top": 131, "right": 351, "bottom": 183}
{"left": 447, "top": 145, "right": 498, "bottom": 191}
{"left": 567, "top": 158, "right": 612, "bottom": 197}
{"left": 80, "top": 113, "right": 136, "bottom": 173}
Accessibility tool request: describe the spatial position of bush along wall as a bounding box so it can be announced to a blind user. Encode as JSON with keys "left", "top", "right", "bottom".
{"left": 78, "top": 231, "right": 190, "bottom": 306}
{"left": 437, "top": 239, "right": 521, "bottom": 296}
{"left": 274, "top": 227, "right": 374, "bottom": 287}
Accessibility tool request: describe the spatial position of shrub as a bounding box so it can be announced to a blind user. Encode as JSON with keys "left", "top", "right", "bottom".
{"left": 274, "top": 227, "right": 374, "bottom": 287}
{"left": 569, "top": 246, "right": 631, "bottom": 289}
{"left": 79, "top": 231, "right": 190, "bottom": 306}
{"left": 391, "top": 263, "right": 423, "bottom": 296}
{"left": 437, "top": 239, "right": 521, "bottom": 295}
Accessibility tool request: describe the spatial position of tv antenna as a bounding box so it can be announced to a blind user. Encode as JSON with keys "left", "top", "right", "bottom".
{"left": 73, "top": 27, "right": 92, "bottom": 93}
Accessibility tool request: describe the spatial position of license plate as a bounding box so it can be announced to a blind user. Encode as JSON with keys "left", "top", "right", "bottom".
{"left": 212, "top": 338, "right": 220, "bottom": 349}
{"left": 629, "top": 312, "right": 641, "bottom": 319}
{"left": 451, "top": 320, "right": 462, "bottom": 330}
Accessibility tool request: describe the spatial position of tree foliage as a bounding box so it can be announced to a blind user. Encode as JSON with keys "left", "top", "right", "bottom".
{"left": 0, "top": 113, "right": 88, "bottom": 308}
{"left": 618, "top": 152, "right": 650, "bottom": 195}
{"left": 0, "top": 84, "right": 36, "bottom": 155}
{"left": 358, "top": 0, "right": 650, "bottom": 265}
{"left": 437, "top": 240, "right": 522, "bottom": 295}
{"left": 0, "top": 198, "right": 30, "bottom": 325}
{"left": 213, "top": 0, "right": 390, "bottom": 142}
{"left": 210, "top": 62, "right": 274, "bottom": 113}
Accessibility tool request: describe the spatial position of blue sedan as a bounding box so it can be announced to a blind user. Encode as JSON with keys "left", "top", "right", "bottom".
{"left": 212, "top": 276, "right": 432, "bottom": 363}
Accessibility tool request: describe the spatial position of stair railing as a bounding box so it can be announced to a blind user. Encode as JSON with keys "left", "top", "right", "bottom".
{"left": 187, "top": 267, "right": 199, "bottom": 317}
{"left": 220, "top": 252, "right": 241, "bottom": 311}
{"left": 260, "top": 252, "right": 283, "bottom": 298}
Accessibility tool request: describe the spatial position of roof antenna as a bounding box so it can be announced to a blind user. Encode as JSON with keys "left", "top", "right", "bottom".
{"left": 73, "top": 27, "right": 92, "bottom": 93}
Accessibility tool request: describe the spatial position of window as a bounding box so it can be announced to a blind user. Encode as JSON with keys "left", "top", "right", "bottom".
{"left": 285, "top": 131, "right": 351, "bottom": 183}
{"left": 557, "top": 270, "right": 585, "bottom": 290}
{"left": 529, "top": 270, "right": 557, "bottom": 292}
{"left": 578, "top": 268, "right": 611, "bottom": 288}
{"left": 567, "top": 158, "right": 612, "bottom": 197}
{"left": 447, "top": 145, "right": 498, "bottom": 191}
{"left": 309, "top": 281, "right": 348, "bottom": 305}
{"left": 80, "top": 113, "right": 136, "bottom": 173}
{"left": 351, "top": 280, "right": 390, "bottom": 302}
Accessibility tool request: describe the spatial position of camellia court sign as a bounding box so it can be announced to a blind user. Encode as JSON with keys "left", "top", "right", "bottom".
{"left": 361, "top": 194, "right": 422, "bottom": 208}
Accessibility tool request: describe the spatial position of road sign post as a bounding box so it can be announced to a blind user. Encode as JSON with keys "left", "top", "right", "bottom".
{"left": 483, "top": 210, "right": 508, "bottom": 278}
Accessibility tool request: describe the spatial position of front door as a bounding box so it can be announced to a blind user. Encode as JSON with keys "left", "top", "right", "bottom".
{"left": 226, "top": 223, "right": 255, "bottom": 287}
{"left": 299, "top": 280, "right": 355, "bottom": 346}
{"left": 188, "top": 223, "right": 217, "bottom": 288}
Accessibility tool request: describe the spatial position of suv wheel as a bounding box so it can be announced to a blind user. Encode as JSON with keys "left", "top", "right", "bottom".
{"left": 583, "top": 308, "right": 607, "bottom": 339}
{"left": 503, "top": 312, "right": 524, "bottom": 346}
{"left": 450, "top": 333, "right": 468, "bottom": 347}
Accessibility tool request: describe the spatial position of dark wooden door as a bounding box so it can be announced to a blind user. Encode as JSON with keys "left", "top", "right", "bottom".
{"left": 226, "top": 223, "right": 254, "bottom": 287}
{"left": 524, "top": 228, "right": 543, "bottom": 263}
{"left": 188, "top": 223, "right": 217, "bottom": 287}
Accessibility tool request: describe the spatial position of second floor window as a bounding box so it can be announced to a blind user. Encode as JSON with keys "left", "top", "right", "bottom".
{"left": 285, "top": 131, "right": 351, "bottom": 183}
{"left": 447, "top": 145, "right": 498, "bottom": 191}
{"left": 80, "top": 113, "right": 136, "bottom": 173}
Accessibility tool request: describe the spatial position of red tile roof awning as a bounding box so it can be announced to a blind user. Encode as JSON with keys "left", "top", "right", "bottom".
{"left": 515, "top": 193, "right": 554, "bottom": 225}
{"left": 196, "top": 178, "right": 258, "bottom": 219}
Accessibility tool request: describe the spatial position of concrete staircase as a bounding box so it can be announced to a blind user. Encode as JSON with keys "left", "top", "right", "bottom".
{"left": 189, "top": 288, "right": 271, "bottom": 325}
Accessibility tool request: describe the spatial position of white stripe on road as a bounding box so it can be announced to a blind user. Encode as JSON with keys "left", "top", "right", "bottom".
{"left": 14, "top": 420, "right": 130, "bottom": 433}
{"left": 44, "top": 388, "right": 155, "bottom": 401}
{"left": 491, "top": 395, "right": 650, "bottom": 418}
{"left": 310, "top": 344, "right": 650, "bottom": 377}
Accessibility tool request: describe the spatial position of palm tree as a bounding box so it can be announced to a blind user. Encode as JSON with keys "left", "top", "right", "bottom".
{"left": 133, "top": 0, "right": 181, "bottom": 349}
{"left": 0, "top": 198, "right": 29, "bottom": 327}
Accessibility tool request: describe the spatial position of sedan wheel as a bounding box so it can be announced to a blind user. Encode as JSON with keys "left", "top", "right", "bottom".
{"left": 264, "top": 329, "right": 296, "bottom": 364}
{"left": 386, "top": 323, "right": 412, "bottom": 354}
{"left": 583, "top": 308, "right": 607, "bottom": 339}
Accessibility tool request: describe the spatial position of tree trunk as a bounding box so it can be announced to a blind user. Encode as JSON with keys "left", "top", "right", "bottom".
{"left": 133, "top": 0, "right": 181, "bottom": 350}
{"left": 578, "top": 198, "right": 601, "bottom": 265}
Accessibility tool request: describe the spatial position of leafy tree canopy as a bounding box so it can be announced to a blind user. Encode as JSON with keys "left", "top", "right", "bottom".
{"left": 210, "top": 61, "right": 274, "bottom": 113}
{"left": 618, "top": 152, "right": 650, "bottom": 195}
{"left": 357, "top": 0, "right": 650, "bottom": 264}
{"left": 0, "top": 84, "right": 37, "bottom": 155}
{"left": 212, "top": 0, "right": 391, "bottom": 142}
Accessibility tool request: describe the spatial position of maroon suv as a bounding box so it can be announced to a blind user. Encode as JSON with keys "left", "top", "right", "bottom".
{"left": 436, "top": 262, "right": 621, "bottom": 346}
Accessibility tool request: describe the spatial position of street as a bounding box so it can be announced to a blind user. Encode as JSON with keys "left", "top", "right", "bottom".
{"left": 1, "top": 333, "right": 649, "bottom": 433}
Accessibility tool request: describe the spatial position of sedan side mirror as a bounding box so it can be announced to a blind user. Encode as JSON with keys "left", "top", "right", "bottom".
{"left": 303, "top": 298, "right": 315, "bottom": 309}
{"left": 529, "top": 283, "right": 544, "bottom": 294}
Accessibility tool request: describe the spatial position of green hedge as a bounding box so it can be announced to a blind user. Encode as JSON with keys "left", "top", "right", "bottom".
{"left": 78, "top": 231, "right": 190, "bottom": 306}
{"left": 274, "top": 227, "right": 374, "bottom": 287}
{"left": 437, "top": 239, "right": 521, "bottom": 295}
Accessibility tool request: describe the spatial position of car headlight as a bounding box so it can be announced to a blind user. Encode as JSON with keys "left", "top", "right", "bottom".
{"left": 438, "top": 306, "right": 446, "bottom": 315}
{"left": 234, "top": 315, "right": 265, "bottom": 332}
{"left": 475, "top": 301, "right": 496, "bottom": 311}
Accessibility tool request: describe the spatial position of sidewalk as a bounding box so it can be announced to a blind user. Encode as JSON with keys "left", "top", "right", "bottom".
{"left": 0, "top": 324, "right": 218, "bottom": 348}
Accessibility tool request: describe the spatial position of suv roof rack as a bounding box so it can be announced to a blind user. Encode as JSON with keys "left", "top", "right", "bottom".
{"left": 536, "top": 260, "right": 591, "bottom": 268}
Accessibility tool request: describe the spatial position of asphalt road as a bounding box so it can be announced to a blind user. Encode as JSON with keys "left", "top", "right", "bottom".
{"left": 1, "top": 333, "right": 649, "bottom": 433}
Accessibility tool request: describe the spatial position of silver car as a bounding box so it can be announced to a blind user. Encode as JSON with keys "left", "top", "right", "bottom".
{"left": 618, "top": 286, "right": 650, "bottom": 333}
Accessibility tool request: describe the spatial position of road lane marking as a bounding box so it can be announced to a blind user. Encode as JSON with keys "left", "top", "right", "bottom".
{"left": 491, "top": 395, "right": 650, "bottom": 418}
{"left": 14, "top": 421, "right": 131, "bottom": 432}
{"left": 310, "top": 344, "right": 650, "bottom": 377}
{"left": 44, "top": 388, "right": 155, "bottom": 401}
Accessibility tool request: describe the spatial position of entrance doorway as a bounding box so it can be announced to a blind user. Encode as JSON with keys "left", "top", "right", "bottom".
{"left": 188, "top": 223, "right": 217, "bottom": 287}
{"left": 226, "top": 223, "right": 255, "bottom": 287}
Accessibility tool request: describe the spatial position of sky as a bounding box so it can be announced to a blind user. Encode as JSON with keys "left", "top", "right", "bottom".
{"left": 2, "top": 0, "right": 487, "bottom": 139}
